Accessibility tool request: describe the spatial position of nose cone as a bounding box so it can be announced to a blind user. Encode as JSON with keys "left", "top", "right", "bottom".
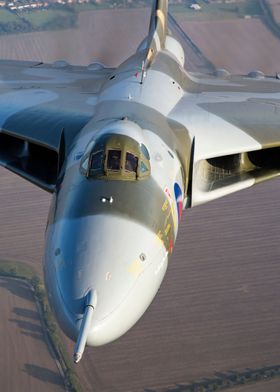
{"left": 47, "top": 213, "right": 167, "bottom": 345}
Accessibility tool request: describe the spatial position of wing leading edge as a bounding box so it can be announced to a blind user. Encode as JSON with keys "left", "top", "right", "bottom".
{"left": 0, "top": 60, "right": 113, "bottom": 192}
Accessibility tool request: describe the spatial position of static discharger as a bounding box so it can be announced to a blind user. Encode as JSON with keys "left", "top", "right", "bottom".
{"left": 73, "top": 290, "right": 97, "bottom": 364}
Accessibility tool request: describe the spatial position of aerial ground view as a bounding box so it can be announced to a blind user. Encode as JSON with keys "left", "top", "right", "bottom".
{"left": 1, "top": 0, "right": 280, "bottom": 391}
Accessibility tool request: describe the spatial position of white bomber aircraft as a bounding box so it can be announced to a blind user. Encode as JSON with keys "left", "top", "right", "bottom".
{"left": 1, "top": 0, "right": 280, "bottom": 363}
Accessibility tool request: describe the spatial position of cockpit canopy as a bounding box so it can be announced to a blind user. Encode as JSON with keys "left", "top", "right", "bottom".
{"left": 80, "top": 134, "right": 151, "bottom": 180}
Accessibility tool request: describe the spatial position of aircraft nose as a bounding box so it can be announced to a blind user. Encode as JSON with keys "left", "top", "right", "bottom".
{"left": 47, "top": 213, "right": 168, "bottom": 348}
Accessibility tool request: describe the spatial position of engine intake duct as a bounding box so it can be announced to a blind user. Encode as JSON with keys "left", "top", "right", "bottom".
{"left": 0, "top": 131, "right": 60, "bottom": 192}
{"left": 192, "top": 147, "right": 280, "bottom": 206}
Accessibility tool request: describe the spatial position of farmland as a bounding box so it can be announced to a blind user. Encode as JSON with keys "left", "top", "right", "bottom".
{"left": 171, "top": 0, "right": 263, "bottom": 21}
{"left": 0, "top": 5, "right": 280, "bottom": 392}
{"left": 0, "top": 276, "right": 65, "bottom": 391}
{"left": 0, "top": 0, "right": 267, "bottom": 35}
{"left": 0, "top": 9, "right": 150, "bottom": 67}
{"left": 0, "top": 168, "right": 50, "bottom": 272}
{"left": 181, "top": 18, "right": 280, "bottom": 74}
{"left": 21, "top": 9, "right": 76, "bottom": 30}
{"left": 0, "top": 7, "right": 76, "bottom": 34}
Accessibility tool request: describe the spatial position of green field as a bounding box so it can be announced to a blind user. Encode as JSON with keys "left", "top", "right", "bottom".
{"left": 22, "top": 9, "right": 76, "bottom": 30}
{"left": 0, "top": 259, "right": 36, "bottom": 279}
{"left": 0, "top": 7, "right": 77, "bottom": 34}
{"left": 0, "top": 9, "right": 21, "bottom": 22}
{"left": 72, "top": 2, "right": 100, "bottom": 12}
{"left": 0, "top": 9, "right": 31, "bottom": 34}
{"left": 170, "top": 0, "right": 263, "bottom": 21}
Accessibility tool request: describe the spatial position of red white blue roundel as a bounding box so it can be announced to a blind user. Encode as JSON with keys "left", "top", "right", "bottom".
{"left": 174, "top": 183, "right": 183, "bottom": 221}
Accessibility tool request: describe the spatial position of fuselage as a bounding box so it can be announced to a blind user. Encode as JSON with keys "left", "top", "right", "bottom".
{"left": 44, "top": 46, "right": 188, "bottom": 347}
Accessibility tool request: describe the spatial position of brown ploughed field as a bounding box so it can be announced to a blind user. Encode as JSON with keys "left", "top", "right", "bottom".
{"left": 181, "top": 18, "right": 280, "bottom": 75}
{"left": 0, "top": 169, "right": 50, "bottom": 272}
{"left": 0, "top": 277, "right": 64, "bottom": 391}
{"left": 1, "top": 7, "right": 280, "bottom": 392}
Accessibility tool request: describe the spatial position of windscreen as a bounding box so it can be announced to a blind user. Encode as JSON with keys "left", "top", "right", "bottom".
{"left": 107, "top": 150, "right": 121, "bottom": 171}
{"left": 125, "top": 152, "right": 138, "bottom": 173}
{"left": 91, "top": 151, "right": 103, "bottom": 171}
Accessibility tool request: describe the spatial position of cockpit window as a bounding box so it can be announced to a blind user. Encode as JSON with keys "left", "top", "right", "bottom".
{"left": 140, "top": 161, "right": 149, "bottom": 173}
{"left": 80, "top": 133, "right": 151, "bottom": 181}
{"left": 107, "top": 149, "right": 121, "bottom": 171}
{"left": 125, "top": 152, "right": 138, "bottom": 172}
{"left": 140, "top": 144, "right": 150, "bottom": 160}
{"left": 91, "top": 151, "right": 103, "bottom": 171}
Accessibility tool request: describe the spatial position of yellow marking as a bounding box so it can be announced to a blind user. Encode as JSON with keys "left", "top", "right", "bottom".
{"left": 165, "top": 224, "right": 171, "bottom": 236}
{"left": 156, "top": 9, "right": 165, "bottom": 28}
{"left": 147, "top": 48, "right": 154, "bottom": 62}
{"left": 170, "top": 201, "right": 177, "bottom": 231}
{"left": 162, "top": 199, "right": 169, "bottom": 212}
{"left": 156, "top": 230, "right": 164, "bottom": 246}
{"left": 167, "top": 208, "right": 172, "bottom": 219}
{"left": 164, "top": 207, "right": 172, "bottom": 227}
{"left": 127, "top": 260, "right": 144, "bottom": 277}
